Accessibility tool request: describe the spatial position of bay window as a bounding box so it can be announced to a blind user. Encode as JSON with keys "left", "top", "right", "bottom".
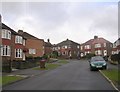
{"left": 15, "top": 36, "right": 23, "bottom": 44}
{"left": 2, "top": 29, "right": 11, "bottom": 39}
{"left": 1, "top": 45, "right": 11, "bottom": 56}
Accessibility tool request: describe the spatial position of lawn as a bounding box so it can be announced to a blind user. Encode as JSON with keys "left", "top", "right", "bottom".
{"left": 101, "top": 69, "right": 120, "bottom": 86}
{"left": 58, "top": 60, "right": 69, "bottom": 64}
{"left": 1, "top": 75, "right": 24, "bottom": 86}
{"left": 33, "top": 63, "right": 61, "bottom": 70}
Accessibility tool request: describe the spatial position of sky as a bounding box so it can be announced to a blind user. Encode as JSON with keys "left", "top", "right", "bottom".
{"left": 0, "top": 0, "right": 119, "bottom": 44}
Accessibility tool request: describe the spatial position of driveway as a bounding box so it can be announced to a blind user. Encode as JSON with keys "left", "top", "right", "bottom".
{"left": 3, "top": 60, "right": 116, "bottom": 90}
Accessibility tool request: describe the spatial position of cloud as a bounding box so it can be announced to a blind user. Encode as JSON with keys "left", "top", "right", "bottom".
{"left": 1, "top": 2, "right": 118, "bottom": 44}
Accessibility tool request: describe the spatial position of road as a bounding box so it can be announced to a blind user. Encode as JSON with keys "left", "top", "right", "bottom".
{"left": 3, "top": 60, "right": 116, "bottom": 90}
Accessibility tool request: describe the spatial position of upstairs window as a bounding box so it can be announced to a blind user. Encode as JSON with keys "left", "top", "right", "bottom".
{"left": 95, "top": 43, "right": 101, "bottom": 48}
{"left": 77, "top": 45, "right": 80, "bottom": 49}
{"left": 85, "top": 45, "right": 90, "bottom": 49}
{"left": 104, "top": 43, "right": 106, "bottom": 47}
{"left": 2, "top": 29, "right": 11, "bottom": 39}
{"left": 15, "top": 36, "right": 23, "bottom": 44}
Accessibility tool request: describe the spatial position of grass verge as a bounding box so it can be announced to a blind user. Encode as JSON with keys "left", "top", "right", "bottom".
{"left": 33, "top": 63, "right": 61, "bottom": 70}
{"left": 58, "top": 60, "right": 69, "bottom": 64}
{"left": 1, "top": 75, "right": 24, "bottom": 86}
{"left": 101, "top": 69, "right": 120, "bottom": 86}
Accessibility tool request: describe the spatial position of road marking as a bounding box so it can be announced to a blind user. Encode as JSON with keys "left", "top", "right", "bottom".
{"left": 99, "top": 70, "right": 120, "bottom": 92}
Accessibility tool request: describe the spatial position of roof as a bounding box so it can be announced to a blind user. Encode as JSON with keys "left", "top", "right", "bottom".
{"left": 83, "top": 37, "right": 112, "bottom": 45}
{"left": 19, "top": 31, "right": 44, "bottom": 41}
{"left": 45, "top": 42, "right": 53, "bottom": 47}
{"left": 2, "top": 23, "right": 18, "bottom": 35}
{"left": 57, "top": 39, "right": 80, "bottom": 46}
{"left": 2, "top": 23, "right": 26, "bottom": 39}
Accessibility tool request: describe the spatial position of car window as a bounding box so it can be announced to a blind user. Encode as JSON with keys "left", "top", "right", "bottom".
{"left": 91, "top": 56, "right": 104, "bottom": 62}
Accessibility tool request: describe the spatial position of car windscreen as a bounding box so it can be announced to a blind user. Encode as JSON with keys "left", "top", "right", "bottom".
{"left": 91, "top": 57, "right": 104, "bottom": 62}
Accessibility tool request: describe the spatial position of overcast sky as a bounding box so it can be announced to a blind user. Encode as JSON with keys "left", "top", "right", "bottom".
{"left": 0, "top": 0, "right": 119, "bottom": 44}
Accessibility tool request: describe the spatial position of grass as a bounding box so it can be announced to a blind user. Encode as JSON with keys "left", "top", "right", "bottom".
{"left": 58, "top": 60, "right": 69, "bottom": 64}
{"left": 1, "top": 75, "right": 24, "bottom": 86}
{"left": 101, "top": 69, "right": 120, "bottom": 86}
{"left": 33, "top": 63, "right": 61, "bottom": 70}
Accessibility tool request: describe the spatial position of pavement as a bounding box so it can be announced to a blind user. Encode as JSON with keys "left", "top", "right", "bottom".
{"left": 2, "top": 60, "right": 118, "bottom": 90}
{"left": 2, "top": 66, "right": 49, "bottom": 78}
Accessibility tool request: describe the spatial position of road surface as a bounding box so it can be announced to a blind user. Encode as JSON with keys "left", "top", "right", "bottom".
{"left": 3, "top": 60, "right": 116, "bottom": 90}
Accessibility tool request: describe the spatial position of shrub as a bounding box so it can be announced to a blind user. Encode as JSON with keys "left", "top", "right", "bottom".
{"left": 86, "top": 53, "right": 95, "bottom": 59}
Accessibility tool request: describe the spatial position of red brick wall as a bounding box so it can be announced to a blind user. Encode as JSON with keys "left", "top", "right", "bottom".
{"left": 26, "top": 39, "right": 44, "bottom": 57}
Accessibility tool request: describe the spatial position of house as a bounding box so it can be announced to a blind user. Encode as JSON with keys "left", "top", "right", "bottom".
{"left": 1, "top": 23, "right": 26, "bottom": 62}
{"left": 80, "top": 36, "right": 113, "bottom": 57}
{"left": 18, "top": 30, "right": 44, "bottom": 58}
{"left": 1, "top": 23, "right": 26, "bottom": 72}
{"left": 112, "top": 38, "right": 120, "bottom": 54}
{"left": 53, "top": 39, "right": 80, "bottom": 59}
{"left": 44, "top": 39, "right": 53, "bottom": 55}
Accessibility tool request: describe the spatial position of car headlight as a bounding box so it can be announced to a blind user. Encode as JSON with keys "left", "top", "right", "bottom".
{"left": 91, "top": 63, "right": 95, "bottom": 66}
{"left": 103, "top": 63, "right": 106, "bottom": 66}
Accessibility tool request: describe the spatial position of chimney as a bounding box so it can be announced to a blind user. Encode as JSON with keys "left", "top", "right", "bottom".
{"left": 18, "top": 30, "right": 23, "bottom": 35}
{"left": 94, "top": 36, "right": 98, "bottom": 39}
{"left": 47, "top": 39, "right": 50, "bottom": 43}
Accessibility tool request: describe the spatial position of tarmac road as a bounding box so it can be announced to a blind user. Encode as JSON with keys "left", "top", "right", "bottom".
{"left": 3, "top": 60, "right": 116, "bottom": 90}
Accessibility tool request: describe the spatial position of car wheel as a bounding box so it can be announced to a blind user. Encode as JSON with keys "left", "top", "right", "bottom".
{"left": 90, "top": 67, "right": 93, "bottom": 71}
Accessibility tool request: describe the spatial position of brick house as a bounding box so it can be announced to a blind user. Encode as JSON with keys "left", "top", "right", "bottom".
{"left": 1, "top": 23, "right": 26, "bottom": 72}
{"left": 44, "top": 39, "right": 53, "bottom": 55}
{"left": 80, "top": 36, "right": 113, "bottom": 57}
{"left": 1, "top": 23, "right": 26, "bottom": 62}
{"left": 112, "top": 38, "right": 120, "bottom": 54}
{"left": 53, "top": 39, "right": 80, "bottom": 59}
{"left": 18, "top": 30, "right": 44, "bottom": 58}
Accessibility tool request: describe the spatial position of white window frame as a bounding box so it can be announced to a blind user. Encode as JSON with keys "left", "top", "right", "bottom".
{"left": 95, "top": 43, "right": 101, "bottom": 48}
{"left": 23, "top": 39, "right": 25, "bottom": 46}
{"left": 65, "top": 46, "right": 67, "bottom": 49}
{"left": 29, "top": 49, "right": 36, "bottom": 54}
{"left": 77, "top": 45, "right": 80, "bottom": 49}
{"left": 104, "top": 43, "right": 106, "bottom": 47}
{"left": 15, "top": 36, "right": 23, "bottom": 44}
{"left": 1, "top": 45, "right": 11, "bottom": 56}
{"left": 15, "top": 49, "right": 22, "bottom": 58}
{"left": 85, "top": 45, "right": 90, "bottom": 49}
{"left": 2, "top": 29, "right": 11, "bottom": 39}
{"left": 81, "top": 46, "right": 83, "bottom": 50}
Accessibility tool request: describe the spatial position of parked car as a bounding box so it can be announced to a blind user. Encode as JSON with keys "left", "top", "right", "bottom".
{"left": 89, "top": 56, "right": 107, "bottom": 71}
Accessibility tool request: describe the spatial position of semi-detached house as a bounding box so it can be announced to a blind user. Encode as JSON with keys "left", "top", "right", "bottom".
{"left": 80, "top": 36, "right": 113, "bottom": 57}
{"left": 18, "top": 30, "right": 44, "bottom": 58}
{"left": 1, "top": 23, "right": 26, "bottom": 72}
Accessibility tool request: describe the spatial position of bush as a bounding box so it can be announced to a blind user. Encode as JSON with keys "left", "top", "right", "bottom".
{"left": 111, "top": 54, "right": 119, "bottom": 61}
{"left": 86, "top": 53, "right": 95, "bottom": 59}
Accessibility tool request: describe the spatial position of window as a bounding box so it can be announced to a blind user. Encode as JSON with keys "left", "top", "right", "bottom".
{"left": 95, "top": 50, "right": 101, "bottom": 55}
{"left": 2, "top": 29, "right": 11, "bottom": 39}
{"left": 85, "top": 45, "right": 90, "bottom": 49}
{"left": 104, "top": 50, "right": 107, "bottom": 56}
{"left": 81, "top": 46, "right": 83, "bottom": 50}
{"left": 1, "top": 45, "right": 10, "bottom": 56}
{"left": 15, "top": 36, "right": 23, "bottom": 44}
{"left": 29, "top": 49, "right": 36, "bottom": 54}
{"left": 95, "top": 43, "right": 101, "bottom": 48}
{"left": 77, "top": 45, "right": 80, "bottom": 49}
{"left": 15, "top": 49, "right": 22, "bottom": 58}
{"left": 58, "top": 47, "right": 60, "bottom": 50}
{"left": 65, "top": 46, "right": 67, "bottom": 49}
{"left": 104, "top": 43, "right": 106, "bottom": 47}
{"left": 23, "top": 39, "right": 25, "bottom": 46}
